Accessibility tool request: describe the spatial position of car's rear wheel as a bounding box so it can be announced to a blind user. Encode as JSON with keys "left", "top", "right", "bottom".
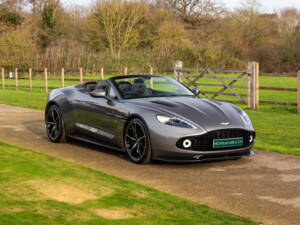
{"left": 124, "top": 118, "right": 152, "bottom": 164}
{"left": 46, "top": 105, "right": 66, "bottom": 143}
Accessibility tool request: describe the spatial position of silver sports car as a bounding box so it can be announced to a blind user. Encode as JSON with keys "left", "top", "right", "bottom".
{"left": 45, "top": 75, "right": 256, "bottom": 164}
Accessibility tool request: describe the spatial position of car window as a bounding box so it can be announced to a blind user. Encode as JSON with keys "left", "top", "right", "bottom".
{"left": 113, "top": 76, "right": 194, "bottom": 99}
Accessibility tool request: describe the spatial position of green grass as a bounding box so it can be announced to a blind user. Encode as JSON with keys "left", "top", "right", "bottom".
{"left": 0, "top": 74, "right": 300, "bottom": 156}
{"left": 4, "top": 74, "right": 115, "bottom": 88}
{"left": 0, "top": 141, "right": 257, "bottom": 225}
{"left": 245, "top": 105, "right": 300, "bottom": 155}
{"left": 0, "top": 88, "right": 48, "bottom": 110}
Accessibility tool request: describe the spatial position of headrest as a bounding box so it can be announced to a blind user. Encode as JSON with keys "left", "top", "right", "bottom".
{"left": 132, "top": 78, "right": 146, "bottom": 95}
{"left": 134, "top": 78, "right": 145, "bottom": 84}
{"left": 118, "top": 81, "right": 132, "bottom": 93}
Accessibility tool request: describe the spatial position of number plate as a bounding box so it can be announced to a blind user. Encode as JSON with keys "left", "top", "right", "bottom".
{"left": 213, "top": 137, "right": 243, "bottom": 149}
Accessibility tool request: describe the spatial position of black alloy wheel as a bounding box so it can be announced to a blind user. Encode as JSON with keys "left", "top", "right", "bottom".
{"left": 46, "top": 105, "right": 66, "bottom": 143}
{"left": 125, "top": 118, "right": 152, "bottom": 164}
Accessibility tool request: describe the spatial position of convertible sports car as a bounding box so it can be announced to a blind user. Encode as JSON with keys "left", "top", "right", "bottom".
{"left": 45, "top": 75, "right": 255, "bottom": 164}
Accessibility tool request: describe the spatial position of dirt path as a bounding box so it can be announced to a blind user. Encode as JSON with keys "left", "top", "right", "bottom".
{"left": 0, "top": 104, "right": 299, "bottom": 225}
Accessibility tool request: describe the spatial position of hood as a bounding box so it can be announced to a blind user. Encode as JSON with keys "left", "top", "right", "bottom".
{"left": 127, "top": 96, "right": 247, "bottom": 132}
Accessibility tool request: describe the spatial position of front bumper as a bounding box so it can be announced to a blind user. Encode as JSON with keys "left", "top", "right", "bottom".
{"left": 149, "top": 125, "right": 256, "bottom": 162}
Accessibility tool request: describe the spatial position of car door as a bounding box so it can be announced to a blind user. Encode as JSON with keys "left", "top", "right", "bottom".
{"left": 73, "top": 81, "right": 123, "bottom": 144}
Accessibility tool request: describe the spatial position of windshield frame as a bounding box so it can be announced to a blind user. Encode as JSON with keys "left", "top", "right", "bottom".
{"left": 109, "top": 75, "right": 196, "bottom": 100}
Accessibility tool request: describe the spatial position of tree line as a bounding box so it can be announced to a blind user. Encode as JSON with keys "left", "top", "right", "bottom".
{"left": 0, "top": 0, "right": 299, "bottom": 73}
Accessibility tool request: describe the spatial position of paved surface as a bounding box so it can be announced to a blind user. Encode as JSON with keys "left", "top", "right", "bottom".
{"left": 0, "top": 104, "right": 300, "bottom": 225}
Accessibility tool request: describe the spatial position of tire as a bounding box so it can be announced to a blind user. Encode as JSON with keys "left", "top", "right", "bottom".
{"left": 45, "top": 105, "right": 67, "bottom": 143}
{"left": 124, "top": 118, "right": 152, "bottom": 164}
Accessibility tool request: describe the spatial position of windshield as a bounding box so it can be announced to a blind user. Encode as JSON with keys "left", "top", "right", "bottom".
{"left": 113, "top": 76, "right": 195, "bottom": 99}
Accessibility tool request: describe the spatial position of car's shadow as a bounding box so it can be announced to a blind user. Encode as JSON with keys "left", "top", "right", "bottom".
{"left": 59, "top": 137, "right": 250, "bottom": 167}
{"left": 68, "top": 137, "right": 129, "bottom": 160}
{"left": 22, "top": 120, "right": 49, "bottom": 140}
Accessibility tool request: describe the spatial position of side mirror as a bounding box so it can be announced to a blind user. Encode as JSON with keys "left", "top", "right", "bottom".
{"left": 90, "top": 89, "right": 106, "bottom": 98}
{"left": 192, "top": 87, "right": 200, "bottom": 95}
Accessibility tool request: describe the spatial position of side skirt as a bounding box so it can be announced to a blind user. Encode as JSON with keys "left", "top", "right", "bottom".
{"left": 68, "top": 134, "right": 125, "bottom": 153}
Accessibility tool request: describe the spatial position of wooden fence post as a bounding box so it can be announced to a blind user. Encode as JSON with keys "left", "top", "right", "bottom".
{"left": 124, "top": 67, "right": 128, "bottom": 76}
{"left": 174, "top": 61, "right": 183, "bottom": 82}
{"left": 1, "top": 68, "right": 4, "bottom": 89}
{"left": 45, "top": 68, "right": 48, "bottom": 93}
{"left": 149, "top": 66, "right": 153, "bottom": 88}
{"left": 254, "top": 62, "right": 259, "bottom": 109}
{"left": 297, "top": 71, "right": 300, "bottom": 114}
{"left": 100, "top": 67, "right": 104, "bottom": 80}
{"left": 247, "top": 62, "right": 259, "bottom": 110}
{"left": 80, "top": 67, "right": 83, "bottom": 83}
{"left": 149, "top": 66, "right": 153, "bottom": 75}
{"left": 61, "top": 68, "right": 65, "bottom": 87}
{"left": 29, "top": 68, "right": 32, "bottom": 92}
{"left": 247, "top": 66, "right": 252, "bottom": 109}
{"left": 15, "top": 68, "right": 18, "bottom": 90}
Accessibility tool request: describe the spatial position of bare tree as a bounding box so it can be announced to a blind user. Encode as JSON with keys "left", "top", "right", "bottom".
{"left": 157, "top": 0, "right": 224, "bottom": 27}
{"left": 234, "top": 0, "right": 266, "bottom": 47}
{"left": 87, "top": 0, "right": 148, "bottom": 58}
{"left": 154, "top": 17, "right": 187, "bottom": 56}
{"left": 277, "top": 8, "right": 300, "bottom": 51}
{"left": 0, "top": 0, "right": 26, "bottom": 11}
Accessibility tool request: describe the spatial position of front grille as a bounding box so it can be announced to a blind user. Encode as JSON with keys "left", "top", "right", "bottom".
{"left": 176, "top": 129, "right": 255, "bottom": 151}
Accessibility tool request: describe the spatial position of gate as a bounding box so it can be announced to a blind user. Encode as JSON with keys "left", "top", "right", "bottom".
{"left": 174, "top": 62, "right": 259, "bottom": 109}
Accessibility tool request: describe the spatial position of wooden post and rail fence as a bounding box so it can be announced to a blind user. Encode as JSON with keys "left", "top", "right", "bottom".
{"left": 0, "top": 64, "right": 300, "bottom": 114}
{"left": 0, "top": 66, "right": 154, "bottom": 92}
{"left": 174, "top": 61, "right": 300, "bottom": 113}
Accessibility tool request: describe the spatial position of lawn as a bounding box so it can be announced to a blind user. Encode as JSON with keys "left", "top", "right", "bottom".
{"left": 0, "top": 73, "right": 300, "bottom": 156}
{"left": 0, "top": 141, "right": 257, "bottom": 225}
{"left": 245, "top": 105, "right": 300, "bottom": 155}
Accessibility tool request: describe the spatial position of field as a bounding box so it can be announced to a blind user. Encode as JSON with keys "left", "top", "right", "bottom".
{"left": 0, "top": 73, "right": 299, "bottom": 156}
{"left": 0, "top": 141, "right": 257, "bottom": 225}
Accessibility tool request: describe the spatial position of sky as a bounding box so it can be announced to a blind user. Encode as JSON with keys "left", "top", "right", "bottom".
{"left": 63, "top": 0, "right": 300, "bottom": 11}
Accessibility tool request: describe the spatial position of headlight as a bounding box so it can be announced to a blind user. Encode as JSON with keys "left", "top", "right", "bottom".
{"left": 157, "top": 114, "right": 198, "bottom": 129}
{"left": 240, "top": 111, "right": 251, "bottom": 125}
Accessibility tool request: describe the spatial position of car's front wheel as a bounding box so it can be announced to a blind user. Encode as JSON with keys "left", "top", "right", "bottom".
{"left": 45, "top": 105, "right": 66, "bottom": 143}
{"left": 124, "top": 118, "right": 152, "bottom": 164}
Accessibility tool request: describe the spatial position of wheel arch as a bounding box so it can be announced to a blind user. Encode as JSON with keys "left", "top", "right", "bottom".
{"left": 122, "top": 113, "right": 153, "bottom": 148}
{"left": 45, "top": 101, "right": 59, "bottom": 116}
{"left": 123, "top": 114, "right": 149, "bottom": 137}
{"left": 45, "top": 92, "right": 75, "bottom": 136}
